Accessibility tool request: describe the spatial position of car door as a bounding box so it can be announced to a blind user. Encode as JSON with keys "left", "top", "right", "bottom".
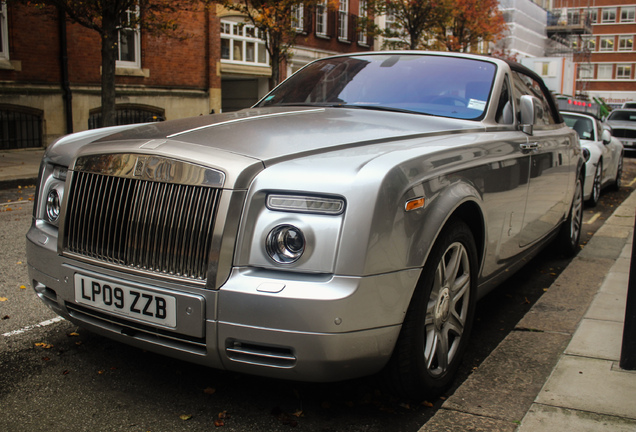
{"left": 511, "top": 70, "right": 574, "bottom": 248}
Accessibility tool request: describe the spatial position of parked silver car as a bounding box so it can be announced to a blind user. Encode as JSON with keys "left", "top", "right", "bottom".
{"left": 606, "top": 108, "right": 636, "bottom": 151}
{"left": 562, "top": 111, "right": 623, "bottom": 206}
{"left": 27, "top": 52, "right": 584, "bottom": 400}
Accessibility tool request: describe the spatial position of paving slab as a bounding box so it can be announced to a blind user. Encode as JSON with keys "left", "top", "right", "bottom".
{"left": 516, "top": 257, "right": 611, "bottom": 334}
{"left": 441, "top": 331, "right": 569, "bottom": 423}
{"left": 536, "top": 356, "right": 636, "bottom": 420}
{"left": 517, "top": 404, "right": 636, "bottom": 432}
{"left": 419, "top": 408, "right": 518, "bottom": 432}
{"left": 565, "top": 318, "right": 623, "bottom": 361}
{"left": 586, "top": 291, "right": 628, "bottom": 322}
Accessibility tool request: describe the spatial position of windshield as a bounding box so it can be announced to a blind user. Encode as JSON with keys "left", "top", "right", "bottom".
{"left": 608, "top": 110, "right": 636, "bottom": 122}
{"left": 562, "top": 114, "right": 594, "bottom": 141}
{"left": 256, "top": 54, "right": 497, "bottom": 120}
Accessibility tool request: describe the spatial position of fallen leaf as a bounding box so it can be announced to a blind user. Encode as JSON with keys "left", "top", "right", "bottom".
{"left": 97, "top": 370, "right": 105, "bottom": 375}
{"left": 0, "top": 297, "right": 8, "bottom": 302}
{"left": 292, "top": 410, "right": 303, "bottom": 418}
{"left": 214, "top": 419, "right": 225, "bottom": 427}
{"left": 42, "top": 357, "right": 50, "bottom": 361}
{"left": 203, "top": 387, "right": 216, "bottom": 395}
{"left": 421, "top": 400, "right": 434, "bottom": 407}
{"left": 2, "top": 315, "right": 9, "bottom": 320}
{"left": 179, "top": 414, "right": 192, "bottom": 421}
{"left": 62, "top": 370, "right": 70, "bottom": 375}
{"left": 68, "top": 332, "right": 80, "bottom": 337}
{"left": 35, "top": 342, "right": 54, "bottom": 349}
{"left": 19, "top": 285, "right": 26, "bottom": 290}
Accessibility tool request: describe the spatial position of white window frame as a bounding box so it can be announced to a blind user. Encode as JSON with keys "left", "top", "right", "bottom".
{"left": 117, "top": 6, "right": 141, "bottom": 69}
{"left": 589, "top": 9, "right": 597, "bottom": 24}
{"left": 567, "top": 9, "right": 580, "bottom": 25}
{"left": 598, "top": 64, "right": 613, "bottom": 79}
{"left": 583, "top": 36, "right": 596, "bottom": 51}
{"left": 600, "top": 36, "right": 614, "bottom": 52}
{"left": 220, "top": 19, "right": 269, "bottom": 66}
{"left": 338, "top": 0, "right": 349, "bottom": 41}
{"left": 621, "top": 7, "right": 635, "bottom": 23}
{"left": 602, "top": 8, "right": 616, "bottom": 23}
{"left": 619, "top": 35, "right": 633, "bottom": 51}
{"left": 292, "top": 4, "right": 304, "bottom": 32}
{"left": 358, "top": 0, "right": 367, "bottom": 44}
{"left": 617, "top": 64, "right": 632, "bottom": 80}
{"left": 0, "top": 1, "right": 9, "bottom": 60}
{"left": 579, "top": 65, "right": 594, "bottom": 79}
{"left": 316, "top": 0, "right": 328, "bottom": 37}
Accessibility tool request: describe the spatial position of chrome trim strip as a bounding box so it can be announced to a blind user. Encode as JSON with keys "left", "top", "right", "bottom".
{"left": 72, "top": 154, "right": 225, "bottom": 188}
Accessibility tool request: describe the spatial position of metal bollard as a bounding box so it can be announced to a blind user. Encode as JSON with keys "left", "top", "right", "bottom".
{"left": 620, "top": 210, "right": 636, "bottom": 370}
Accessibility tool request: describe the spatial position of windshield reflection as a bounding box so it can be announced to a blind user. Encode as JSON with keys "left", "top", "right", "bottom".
{"left": 257, "top": 54, "right": 497, "bottom": 120}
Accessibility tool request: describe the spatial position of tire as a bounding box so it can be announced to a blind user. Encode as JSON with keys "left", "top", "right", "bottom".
{"left": 611, "top": 153, "right": 624, "bottom": 191}
{"left": 587, "top": 161, "right": 601, "bottom": 207}
{"left": 558, "top": 176, "right": 583, "bottom": 256}
{"left": 383, "top": 219, "right": 478, "bottom": 401}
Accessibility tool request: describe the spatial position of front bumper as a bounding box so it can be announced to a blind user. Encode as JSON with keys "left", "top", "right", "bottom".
{"left": 27, "top": 225, "right": 420, "bottom": 382}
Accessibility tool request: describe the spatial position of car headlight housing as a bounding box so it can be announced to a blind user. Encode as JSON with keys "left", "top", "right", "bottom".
{"left": 38, "top": 164, "right": 67, "bottom": 227}
{"left": 266, "top": 224, "right": 306, "bottom": 263}
{"left": 237, "top": 192, "right": 346, "bottom": 272}
{"left": 45, "top": 189, "right": 61, "bottom": 223}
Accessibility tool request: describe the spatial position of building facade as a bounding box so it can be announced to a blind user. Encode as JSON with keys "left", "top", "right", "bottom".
{"left": 0, "top": 1, "right": 370, "bottom": 150}
{"left": 550, "top": 0, "right": 636, "bottom": 107}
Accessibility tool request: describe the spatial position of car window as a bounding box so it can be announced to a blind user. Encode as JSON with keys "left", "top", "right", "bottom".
{"left": 608, "top": 110, "right": 636, "bottom": 121}
{"left": 510, "top": 71, "right": 557, "bottom": 127}
{"left": 562, "top": 114, "right": 594, "bottom": 140}
{"left": 495, "top": 76, "right": 514, "bottom": 124}
{"left": 257, "top": 54, "right": 497, "bottom": 121}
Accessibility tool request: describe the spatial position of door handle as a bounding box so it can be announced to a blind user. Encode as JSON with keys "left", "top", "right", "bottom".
{"left": 520, "top": 142, "right": 539, "bottom": 152}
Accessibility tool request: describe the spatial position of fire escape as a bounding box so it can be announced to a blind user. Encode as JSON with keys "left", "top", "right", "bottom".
{"left": 546, "top": 2, "right": 593, "bottom": 98}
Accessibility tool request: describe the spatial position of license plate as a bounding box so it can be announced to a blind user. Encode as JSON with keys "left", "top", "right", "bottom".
{"left": 74, "top": 274, "right": 177, "bottom": 328}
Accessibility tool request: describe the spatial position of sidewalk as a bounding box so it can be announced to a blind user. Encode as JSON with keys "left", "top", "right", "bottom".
{"left": 0, "top": 148, "right": 45, "bottom": 186}
{"left": 421, "top": 190, "right": 636, "bottom": 431}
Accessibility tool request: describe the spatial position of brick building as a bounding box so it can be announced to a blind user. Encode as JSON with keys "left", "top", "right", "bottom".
{"left": 550, "top": 0, "right": 636, "bottom": 107}
{"left": 0, "top": 1, "right": 371, "bottom": 150}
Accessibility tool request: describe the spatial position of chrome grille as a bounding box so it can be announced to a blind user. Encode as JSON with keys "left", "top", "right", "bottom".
{"left": 611, "top": 128, "right": 636, "bottom": 139}
{"left": 64, "top": 170, "right": 220, "bottom": 281}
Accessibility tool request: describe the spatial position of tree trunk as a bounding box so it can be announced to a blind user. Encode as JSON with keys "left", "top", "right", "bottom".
{"left": 100, "top": 10, "right": 118, "bottom": 128}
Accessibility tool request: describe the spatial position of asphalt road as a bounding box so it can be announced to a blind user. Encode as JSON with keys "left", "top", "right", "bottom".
{"left": 1, "top": 159, "right": 635, "bottom": 432}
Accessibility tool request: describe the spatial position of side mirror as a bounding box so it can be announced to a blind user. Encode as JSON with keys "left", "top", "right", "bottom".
{"left": 520, "top": 95, "right": 542, "bottom": 135}
{"left": 602, "top": 129, "right": 612, "bottom": 145}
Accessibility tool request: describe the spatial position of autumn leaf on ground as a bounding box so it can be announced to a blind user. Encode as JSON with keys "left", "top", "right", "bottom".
{"left": 97, "top": 370, "right": 105, "bottom": 375}
{"left": 19, "top": 285, "right": 26, "bottom": 290}
{"left": 421, "top": 400, "right": 434, "bottom": 407}
{"left": 203, "top": 387, "right": 216, "bottom": 395}
{"left": 179, "top": 414, "right": 192, "bottom": 421}
{"left": 68, "top": 332, "right": 80, "bottom": 337}
{"left": 292, "top": 410, "right": 303, "bottom": 418}
{"left": 0, "top": 297, "right": 8, "bottom": 302}
{"left": 2, "top": 315, "right": 9, "bottom": 320}
{"left": 35, "top": 342, "right": 53, "bottom": 349}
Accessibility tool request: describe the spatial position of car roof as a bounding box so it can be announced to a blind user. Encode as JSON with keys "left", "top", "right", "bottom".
{"left": 561, "top": 110, "right": 602, "bottom": 121}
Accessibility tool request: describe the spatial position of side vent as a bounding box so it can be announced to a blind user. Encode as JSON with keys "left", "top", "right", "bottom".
{"left": 226, "top": 340, "right": 296, "bottom": 368}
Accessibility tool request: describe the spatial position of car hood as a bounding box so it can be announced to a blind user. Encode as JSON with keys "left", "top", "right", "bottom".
{"left": 45, "top": 107, "right": 483, "bottom": 188}
{"left": 607, "top": 120, "right": 636, "bottom": 128}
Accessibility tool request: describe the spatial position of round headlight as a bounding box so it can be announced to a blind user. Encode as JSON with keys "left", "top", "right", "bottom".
{"left": 46, "top": 189, "right": 61, "bottom": 223}
{"left": 266, "top": 225, "right": 305, "bottom": 264}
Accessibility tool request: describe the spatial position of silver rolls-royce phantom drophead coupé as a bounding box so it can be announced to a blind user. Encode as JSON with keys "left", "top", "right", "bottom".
{"left": 27, "top": 52, "right": 585, "bottom": 400}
